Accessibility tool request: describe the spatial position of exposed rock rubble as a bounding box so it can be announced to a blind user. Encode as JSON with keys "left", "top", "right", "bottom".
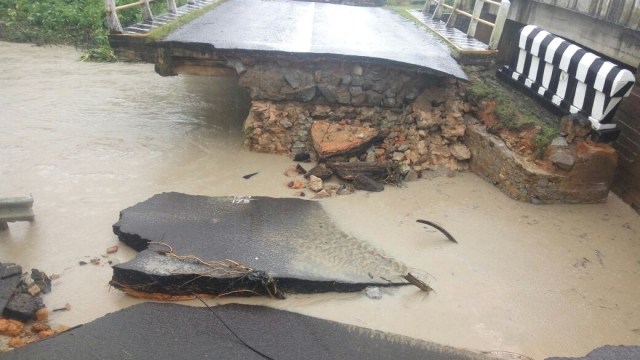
{"left": 0, "top": 263, "right": 68, "bottom": 351}
{"left": 239, "top": 57, "right": 619, "bottom": 203}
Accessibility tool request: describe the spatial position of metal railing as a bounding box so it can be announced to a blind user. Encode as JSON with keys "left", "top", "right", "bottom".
{"left": 0, "top": 196, "right": 34, "bottom": 229}
{"left": 422, "top": 0, "right": 510, "bottom": 50}
{"left": 105, "top": 0, "right": 194, "bottom": 33}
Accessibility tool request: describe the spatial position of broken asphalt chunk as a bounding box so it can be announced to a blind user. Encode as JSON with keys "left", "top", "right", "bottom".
{"left": 3, "top": 293, "right": 45, "bottom": 322}
{"left": 0, "top": 263, "right": 22, "bottom": 312}
{"left": 1, "top": 263, "right": 22, "bottom": 280}
{"left": 111, "top": 193, "right": 415, "bottom": 298}
{"left": 0, "top": 303, "right": 489, "bottom": 360}
{"left": 29, "top": 269, "right": 51, "bottom": 294}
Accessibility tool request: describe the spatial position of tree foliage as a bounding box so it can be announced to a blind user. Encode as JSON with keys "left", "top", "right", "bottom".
{"left": 0, "top": 0, "right": 179, "bottom": 61}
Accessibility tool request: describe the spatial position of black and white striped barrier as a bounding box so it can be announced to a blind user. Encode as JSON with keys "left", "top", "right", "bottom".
{"left": 497, "top": 25, "right": 635, "bottom": 132}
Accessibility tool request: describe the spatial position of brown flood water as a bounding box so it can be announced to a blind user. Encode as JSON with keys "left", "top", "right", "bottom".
{"left": 1, "top": 42, "right": 639, "bottom": 359}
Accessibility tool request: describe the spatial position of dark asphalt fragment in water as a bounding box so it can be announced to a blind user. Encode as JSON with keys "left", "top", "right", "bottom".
{"left": 111, "top": 193, "right": 415, "bottom": 298}
{"left": 242, "top": 172, "right": 259, "bottom": 179}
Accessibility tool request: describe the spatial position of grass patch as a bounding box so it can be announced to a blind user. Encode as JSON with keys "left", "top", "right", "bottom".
{"left": 0, "top": 0, "right": 191, "bottom": 61}
{"left": 467, "top": 70, "right": 559, "bottom": 158}
{"left": 385, "top": 3, "right": 454, "bottom": 53}
{"left": 386, "top": 3, "right": 426, "bottom": 23}
{"left": 535, "top": 123, "right": 560, "bottom": 157}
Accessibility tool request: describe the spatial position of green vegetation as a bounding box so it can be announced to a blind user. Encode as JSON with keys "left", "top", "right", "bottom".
{"left": 386, "top": 3, "right": 456, "bottom": 55}
{"left": 0, "top": 0, "right": 186, "bottom": 61}
{"left": 534, "top": 123, "right": 559, "bottom": 157}
{"left": 386, "top": 3, "right": 423, "bottom": 18}
{"left": 468, "top": 72, "right": 559, "bottom": 158}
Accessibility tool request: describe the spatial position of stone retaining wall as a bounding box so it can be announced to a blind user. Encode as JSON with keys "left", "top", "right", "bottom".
{"left": 466, "top": 123, "right": 617, "bottom": 204}
{"left": 240, "top": 59, "right": 473, "bottom": 175}
{"left": 238, "top": 59, "right": 435, "bottom": 108}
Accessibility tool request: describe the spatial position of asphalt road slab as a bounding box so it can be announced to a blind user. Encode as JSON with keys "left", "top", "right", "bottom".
{"left": 546, "top": 345, "right": 640, "bottom": 360}
{"left": 0, "top": 303, "right": 489, "bottom": 360}
{"left": 111, "top": 193, "right": 412, "bottom": 297}
{"left": 164, "top": 0, "right": 467, "bottom": 79}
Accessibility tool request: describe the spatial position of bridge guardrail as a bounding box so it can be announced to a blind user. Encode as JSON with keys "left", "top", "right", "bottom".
{"left": 105, "top": 0, "right": 194, "bottom": 33}
{"left": 422, "top": 0, "right": 510, "bottom": 50}
{"left": 497, "top": 25, "right": 636, "bottom": 135}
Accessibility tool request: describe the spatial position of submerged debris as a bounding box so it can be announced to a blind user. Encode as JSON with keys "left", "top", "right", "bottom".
{"left": 106, "top": 245, "right": 119, "bottom": 254}
{"left": 364, "top": 286, "right": 382, "bottom": 299}
{"left": 416, "top": 219, "right": 458, "bottom": 243}
{"left": 0, "top": 262, "right": 70, "bottom": 352}
{"left": 402, "top": 273, "right": 433, "bottom": 293}
{"left": 295, "top": 164, "right": 307, "bottom": 174}
{"left": 52, "top": 303, "right": 71, "bottom": 313}
{"left": 242, "top": 172, "right": 259, "bottom": 179}
{"left": 1, "top": 266, "right": 52, "bottom": 322}
{"left": 293, "top": 152, "right": 311, "bottom": 162}
{"left": 353, "top": 174, "right": 384, "bottom": 192}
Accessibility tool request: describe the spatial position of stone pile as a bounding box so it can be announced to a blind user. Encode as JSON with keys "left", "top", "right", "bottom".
{"left": 243, "top": 65, "right": 473, "bottom": 181}
{"left": 0, "top": 263, "right": 67, "bottom": 350}
{"left": 238, "top": 56, "right": 618, "bottom": 204}
{"left": 0, "top": 264, "right": 48, "bottom": 322}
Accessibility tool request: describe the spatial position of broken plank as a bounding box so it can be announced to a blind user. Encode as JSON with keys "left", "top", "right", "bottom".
{"left": 328, "top": 162, "right": 392, "bottom": 181}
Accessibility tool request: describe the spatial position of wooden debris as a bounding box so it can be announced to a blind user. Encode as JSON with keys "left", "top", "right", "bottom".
{"left": 353, "top": 174, "right": 384, "bottom": 192}
{"left": 242, "top": 172, "right": 259, "bottom": 179}
{"left": 53, "top": 303, "right": 71, "bottom": 312}
{"left": 403, "top": 273, "right": 433, "bottom": 293}
{"left": 295, "top": 164, "right": 307, "bottom": 174}
{"left": 304, "top": 163, "right": 333, "bottom": 180}
{"left": 416, "top": 219, "right": 458, "bottom": 243}
{"left": 328, "top": 162, "right": 390, "bottom": 181}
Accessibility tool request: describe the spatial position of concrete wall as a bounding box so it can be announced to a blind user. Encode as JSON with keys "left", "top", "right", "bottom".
{"left": 507, "top": 0, "right": 640, "bottom": 68}
{"left": 524, "top": 0, "right": 640, "bottom": 30}
{"left": 612, "top": 68, "right": 640, "bottom": 213}
{"left": 502, "top": 0, "right": 640, "bottom": 213}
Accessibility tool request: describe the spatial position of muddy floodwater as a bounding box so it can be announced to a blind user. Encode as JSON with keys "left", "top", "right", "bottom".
{"left": 1, "top": 42, "right": 639, "bottom": 359}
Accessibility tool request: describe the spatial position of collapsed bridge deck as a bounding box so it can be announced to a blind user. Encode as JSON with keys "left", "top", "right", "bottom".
{"left": 156, "top": 0, "right": 467, "bottom": 79}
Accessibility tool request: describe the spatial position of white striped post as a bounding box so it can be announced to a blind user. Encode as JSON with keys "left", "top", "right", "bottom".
{"left": 498, "top": 25, "right": 636, "bottom": 131}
